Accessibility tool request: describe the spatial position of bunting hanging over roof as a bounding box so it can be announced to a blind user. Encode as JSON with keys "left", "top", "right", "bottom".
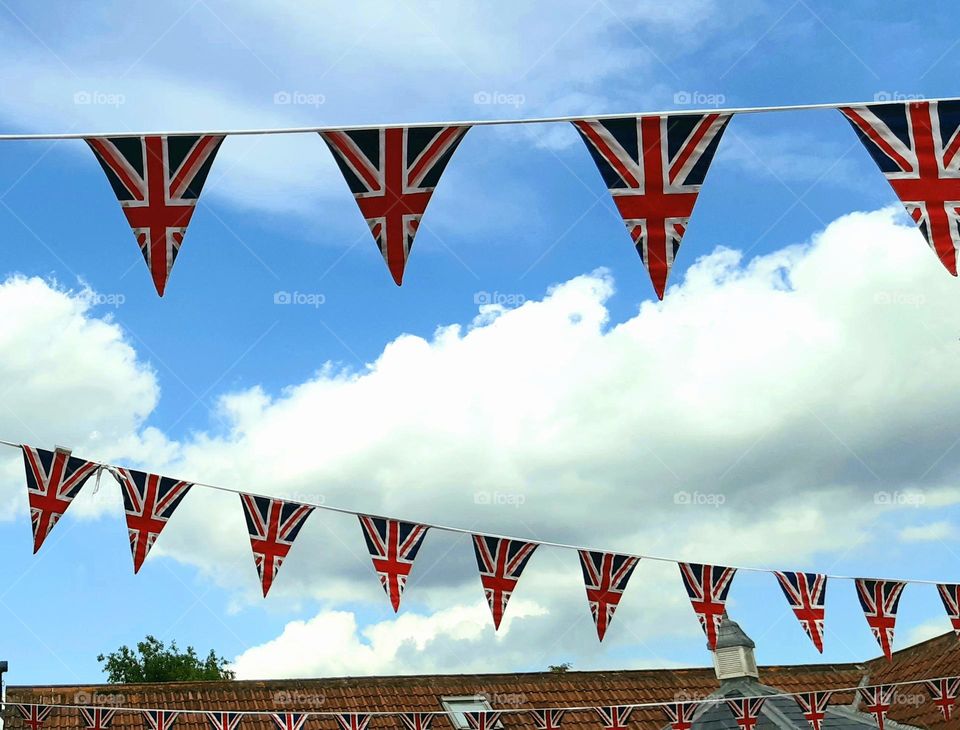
{"left": 87, "top": 135, "right": 224, "bottom": 296}
{"left": 528, "top": 709, "right": 565, "bottom": 730}
{"left": 472, "top": 535, "right": 538, "bottom": 630}
{"left": 660, "top": 703, "right": 697, "bottom": 730}
{"left": 463, "top": 712, "right": 502, "bottom": 730}
{"left": 594, "top": 707, "right": 632, "bottom": 730}
{"left": 320, "top": 126, "right": 470, "bottom": 285}
{"left": 839, "top": 101, "right": 960, "bottom": 276}
{"left": 578, "top": 550, "right": 639, "bottom": 641}
{"left": 572, "top": 113, "right": 730, "bottom": 299}
{"left": 142, "top": 712, "right": 179, "bottom": 730}
{"left": 334, "top": 715, "right": 370, "bottom": 730}
{"left": 78, "top": 708, "right": 117, "bottom": 730}
{"left": 20, "top": 445, "right": 99, "bottom": 554}
{"left": 678, "top": 562, "right": 737, "bottom": 650}
{"left": 357, "top": 515, "right": 429, "bottom": 612}
{"left": 793, "top": 691, "right": 832, "bottom": 730}
{"left": 938, "top": 583, "right": 960, "bottom": 636}
{"left": 774, "top": 571, "right": 827, "bottom": 653}
{"left": 240, "top": 494, "right": 314, "bottom": 597}
{"left": 12, "top": 705, "right": 53, "bottom": 730}
{"left": 398, "top": 715, "right": 433, "bottom": 730}
{"left": 923, "top": 678, "right": 960, "bottom": 722}
{"left": 114, "top": 468, "right": 192, "bottom": 573}
{"left": 205, "top": 714, "right": 243, "bottom": 730}
{"left": 269, "top": 716, "right": 308, "bottom": 730}
{"left": 858, "top": 686, "right": 894, "bottom": 730}
{"left": 855, "top": 579, "right": 906, "bottom": 661}
{"left": 724, "top": 698, "right": 765, "bottom": 730}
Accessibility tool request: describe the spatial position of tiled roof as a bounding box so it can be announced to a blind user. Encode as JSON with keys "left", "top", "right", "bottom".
{"left": 5, "top": 633, "right": 957, "bottom": 730}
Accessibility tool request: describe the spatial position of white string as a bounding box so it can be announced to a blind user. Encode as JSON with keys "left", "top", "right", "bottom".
{"left": 1, "top": 674, "right": 955, "bottom": 716}
{"left": 0, "top": 96, "right": 950, "bottom": 141}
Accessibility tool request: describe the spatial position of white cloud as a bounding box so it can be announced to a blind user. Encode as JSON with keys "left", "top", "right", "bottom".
{"left": 904, "top": 616, "right": 953, "bottom": 647}
{"left": 898, "top": 521, "right": 954, "bottom": 543}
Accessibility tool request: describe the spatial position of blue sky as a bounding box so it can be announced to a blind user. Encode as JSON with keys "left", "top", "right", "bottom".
{"left": 1, "top": 0, "right": 960, "bottom": 685}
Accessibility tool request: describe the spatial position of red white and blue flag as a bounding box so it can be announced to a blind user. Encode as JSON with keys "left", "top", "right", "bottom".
{"left": 793, "top": 691, "right": 832, "bottom": 730}
{"left": 20, "top": 444, "right": 99, "bottom": 553}
{"left": 725, "top": 698, "right": 765, "bottom": 730}
{"left": 463, "top": 712, "right": 501, "bottom": 730}
{"left": 774, "top": 571, "right": 827, "bottom": 653}
{"left": 79, "top": 708, "right": 118, "bottom": 730}
{"left": 528, "top": 709, "right": 565, "bottom": 730}
{"left": 114, "top": 468, "right": 192, "bottom": 573}
{"left": 205, "top": 713, "right": 243, "bottom": 730}
{"left": 578, "top": 550, "right": 639, "bottom": 641}
{"left": 855, "top": 579, "right": 906, "bottom": 661}
{"left": 13, "top": 705, "right": 53, "bottom": 730}
{"left": 87, "top": 135, "right": 224, "bottom": 296}
{"left": 677, "top": 562, "right": 737, "bottom": 650}
{"left": 858, "top": 686, "right": 894, "bottom": 730}
{"left": 142, "top": 711, "right": 179, "bottom": 730}
{"left": 399, "top": 714, "right": 434, "bottom": 730}
{"left": 358, "top": 515, "right": 429, "bottom": 611}
{"left": 472, "top": 535, "right": 538, "bottom": 629}
{"left": 923, "top": 678, "right": 960, "bottom": 721}
{"left": 660, "top": 703, "right": 697, "bottom": 730}
{"left": 840, "top": 101, "right": 960, "bottom": 275}
{"left": 595, "top": 706, "right": 632, "bottom": 730}
{"left": 573, "top": 114, "right": 731, "bottom": 299}
{"left": 321, "top": 126, "right": 469, "bottom": 286}
{"left": 270, "top": 715, "right": 309, "bottom": 730}
{"left": 334, "top": 715, "right": 370, "bottom": 730}
{"left": 240, "top": 494, "right": 314, "bottom": 597}
{"left": 937, "top": 583, "right": 960, "bottom": 636}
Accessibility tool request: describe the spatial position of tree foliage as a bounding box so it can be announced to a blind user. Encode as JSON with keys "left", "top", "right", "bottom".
{"left": 98, "top": 636, "right": 235, "bottom": 683}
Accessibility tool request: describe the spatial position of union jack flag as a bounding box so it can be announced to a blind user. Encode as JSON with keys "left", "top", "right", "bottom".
{"left": 677, "top": 562, "right": 737, "bottom": 649}
{"left": 793, "top": 691, "right": 832, "bottom": 730}
{"left": 840, "top": 101, "right": 960, "bottom": 275}
{"left": 773, "top": 571, "right": 827, "bottom": 653}
{"left": 334, "top": 715, "right": 369, "bottom": 730}
{"left": 463, "top": 712, "right": 501, "bottom": 730}
{"left": 321, "top": 126, "right": 469, "bottom": 286}
{"left": 724, "top": 698, "right": 765, "bottom": 730}
{"left": 398, "top": 714, "right": 434, "bottom": 730}
{"left": 78, "top": 708, "right": 118, "bottom": 730}
{"left": 573, "top": 113, "right": 731, "bottom": 299}
{"left": 594, "top": 706, "right": 632, "bottom": 730}
{"left": 114, "top": 468, "right": 192, "bottom": 573}
{"left": 578, "top": 550, "right": 639, "bottom": 641}
{"left": 659, "top": 703, "right": 696, "bottom": 730}
{"left": 142, "top": 711, "right": 179, "bottom": 730}
{"left": 855, "top": 579, "right": 906, "bottom": 661}
{"left": 240, "top": 494, "right": 314, "bottom": 597}
{"left": 269, "top": 715, "right": 309, "bottom": 730}
{"left": 472, "top": 535, "right": 539, "bottom": 629}
{"left": 12, "top": 705, "right": 53, "bottom": 730}
{"left": 858, "top": 686, "right": 894, "bottom": 730}
{"left": 87, "top": 134, "right": 223, "bottom": 296}
{"left": 937, "top": 583, "right": 960, "bottom": 636}
{"left": 527, "top": 709, "right": 565, "bottom": 730}
{"left": 358, "top": 515, "right": 429, "bottom": 611}
{"left": 205, "top": 713, "right": 243, "bottom": 730}
{"left": 923, "top": 677, "right": 960, "bottom": 721}
{"left": 20, "top": 444, "right": 99, "bottom": 553}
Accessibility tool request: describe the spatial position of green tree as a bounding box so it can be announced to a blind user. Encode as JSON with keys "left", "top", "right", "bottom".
{"left": 98, "top": 636, "right": 236, "bottom": 683}
{"left": 548, "top": 662, "right": 571, "bottom": 673}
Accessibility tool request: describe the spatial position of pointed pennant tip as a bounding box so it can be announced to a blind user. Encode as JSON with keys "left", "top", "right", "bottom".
{"left": 389, "top": 264, "right": 405, "bottom": 287}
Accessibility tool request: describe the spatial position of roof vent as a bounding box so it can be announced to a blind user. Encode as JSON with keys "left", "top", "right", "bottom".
{"left": 711, "top": 615, "right": 759, "bottom": 682}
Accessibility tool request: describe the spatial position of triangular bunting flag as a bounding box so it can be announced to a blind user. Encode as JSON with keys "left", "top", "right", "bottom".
{"left": 839, "top": 101, "right": 960, "bottom": 275}
{"left": 472, "top": 534, "right": 538, "bottom": 629}
{"left": 79, "top": 709, "right": 118, "bottom": 730}
{"left": 205, "top": 713, "right": 243, "bottom": 730}
{"left": 578, "top": 550, "right": 639, "bottom": 641}
{"left": 938, "top": 583, "right": 960, "bottom": 636}
{"left": 794, "top": 691, "right": 833, "bottom": 730}
{"left": 923, "top": 678, "right": 960, "bottom": 721}
{"left": 398, "top": 715, "right": 434, "bottom": 730}
{"left": 677, "top": 562, "right": 737, "bottom": 650}
{"left": 114, "top": 468, "right": 192, "bottom": 573}
{"left": 320, "top": 125, "right": 470, "bottom": 285}
{"left": 528, "top": 709, "right": 565, "bottom": 730}
{"left": 855, "top": 578, "right": 906, "bottom": 661}
{"left": 143, "top": 711, "right": 179, "bottom": 730}
{"left": 334, "top": 716, "right": 370, "bottom": 730}
{"left": 858, "top": 686, "right": 894, "bottom": 730}
{"left": 240, "top": 494, "right": 314, "bottom": 597}
{"left": 87, "top": 134, "right": 224, "bottom": 296}
{"left": 358, "top": 515, "right": 429, "bottom": 611}
{"left": 20, "top": 444, "right": 99, "bottom": 553}
{"left": 269, "top": 715, "right": 309, "bottom": 730}
{"left": 13, "top": 705, "right": 54, "bottom": 730}
{"left": 463, "top": 713, "right": 501, "bottom": 730}
{"left": 660, "top": 703, "right": 697, "bottom": 730}
{"left": 572, "top": 113, "right": 731, "bottom": 299}
{"left": 595, "top": 707, "right": 632, "bottom": 730}
{"left": 773, "top": 571, "right": 827, "bottom": 652}
{"left": 725, "top": 698, "right": 765, "bottom": 730}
